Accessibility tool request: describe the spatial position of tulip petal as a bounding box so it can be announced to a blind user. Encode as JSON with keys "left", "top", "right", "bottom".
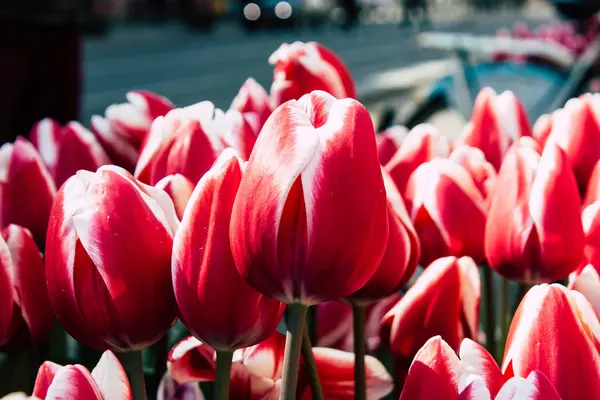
{"left": 496, "top": 371, "right": 562, "bottom": 400}
{"left": 156, "top": 174, "right": 195, "bottom": 220}
{"left": 91, "top": 351, "right": 132, "bottom": 400}
{"left": 459, "top": 339, "right": 503, "bottom": 397}
{"left": 0, "top": 233, "right": 17, "bottom": 349}
{"left": 377, "top": 126, "right": 407, "bottom": 165}
{"left": 90, "top": 115, "right": 139, "bottom": 172}
{"left": 29, "top": 118, "right": 63, "bottom": 172}
{"left": 45, "top": 365, "right": 104, "bottom": 400}
{"left": 32, "top": 361, "right": 62, "bottom": 399}
{"left": 457, "top": 380, "right": 491, "bottom": 400}
{"left": 158, "top": 372, "right": 205, "bottom": 400}
{"left": 168, "top": 337, "right": 217, "bottom": 384}
{"left": 230, "top": 78, "right": 272, "bottom": 129}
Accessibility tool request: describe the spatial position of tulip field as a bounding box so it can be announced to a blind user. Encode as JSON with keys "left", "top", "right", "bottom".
{"left": 2, "top": 39, "right": 600, "bottom": 400}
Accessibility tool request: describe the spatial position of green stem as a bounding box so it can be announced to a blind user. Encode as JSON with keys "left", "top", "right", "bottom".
{"left": 499, "top": 277, "right": 509, "bottom": 359}
{"left": 301, "top": 327, "right": 324, "bottom": 400}
{"left": 352, "top": 303, "right": 366, "bottom": 400}
{"left": 214, "top": 350, "right": 233, "bottom": 400}
{"left": 307, "top": 305, "right": 318, "bottom": 345}
{"left": 281, "top": 303, "right": 309, "bottom": 400}
{"left": 116, "top": 350, "right": 148, "bottom": 400}
{"left": 482, "top": 266, "right": 496, "bottom": 360}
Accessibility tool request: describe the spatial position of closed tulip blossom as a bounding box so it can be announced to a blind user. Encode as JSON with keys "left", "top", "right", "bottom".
{"left": 583, "top": 159, "right": 600, "bottom": 207}
{"left": 569, "top": 264, "right": 600, "bottom": 319}
{"left": 384, "top": 124, "right": 451, "bottom": 195}
{"left": 29, "top": 119, "right": 112, "bottom": 188}
{"left": 135, "top": 101, "right": 227, "bottom": 186}
{"left": 45, "top": 165, "right": 179, "bottom": 351}
{"left": 404, "top": 158, "right": 487, "bottom": 265}
{"left": 172, "top": 149, "right": 284, "bottom": 351}
{"left": 155, "top": 174, "right": 195, "bottom": 220}
{"left": 90, "top": 115, "right": 140, "bottom": 173}
{"left": 31, "top": 350, "right": 132, "bottom": 400}
{"left": 377, "top": 126, "right": 408, "bottom": 165}
{"left": 230, "top": 78, "right": 273, "bottom": 131}
{"left": 220, "top": 110, "right": 262, "bottom": 161}
{"left": 0, "top": 137, "right": 56, "bottom": 249}
{"left": 581, "top": 201, "right": 600, "bottom": 267}
{"left": 456, "top": 88, "right": 531, "bottom": 171}
{"left": 544, "top": 94, "right": 600, "bottom": 194}
{"left": 532, "top": 113, "right": 553, "bottom": 148}
{"left": 269, "top": 42, "right": 356, "bottom": 107}
{"left": 485, "top": 138, "right": 584, "bottom": 283}
{"left": 381, "top": 256, "right": 480, "bottom": 387}
{"left": 167, "top": 332, "right": 393, "bottom": 400}
{"left": 0, "top": 225, "right": 53, "bottom": 351}
{"left": 449, "top": 145, "right": 497, "bottom": 201}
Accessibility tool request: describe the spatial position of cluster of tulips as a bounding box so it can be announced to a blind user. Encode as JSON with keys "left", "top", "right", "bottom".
{"left": 2, "top": 38, "right": 600, "bottom": 400}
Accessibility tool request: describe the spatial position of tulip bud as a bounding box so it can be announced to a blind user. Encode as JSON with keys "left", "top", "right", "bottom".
{"left": 32, "top": 350, "right": 131, "bottom": 399}
{"left": 104, "top": 90, "right": 175, "bottom": 147}
{"left": 90, "top": 115, "right": 139, "bottom": 172}
{"left": 382, "top": 257, "right": 480, "bottom": 385}
{"left": 230, "top": 78, "right": 272, "bottom": 131}
{"left": 45, "top": 166, "right": 179, "bottom": 351}
{"left": 0, "top": 137, "right": 56, "bottom": 249}
{"left": 230, "top": 91, "right": 388, "bottom": 305}
{"left": 569, "top": 264, "right": 600, "bottom": 319}
{"left": 502, "top": 284, "right": 600, "bottom": 399}
{"left": 456, "top": 88, "right": 531, "bottom": 171}
{"left": 584, "top": 159, "right": 600, "bottom": 207}
{"left": 449, "top": 145, "right": 497, "bottom": 202}
{"left": 156, "top": 174, "right": 195, "bottom": 220}
{"left": 347, "top": 171, "right": 419, "bottom": 304}
{"left": 172, "top": 149, "right": 284, "bottom": 350}
{"left": 220, "top": 110, "right": 261, "bottom": 161}
{"left": 545, "top": 94, "right": 600, "bottom": 194}
{"left": 485, "top": 139, "right": 584, "bottom": 283}
{"left": 30, "top": 119, "right": 112, "bottom": 188}
{"left": 135, "top": 101, "right": 227, "bottom": 186}
{"left": 377, "top": 126, "right": 408, "bottom": 166}
{"left": 384, "top": 124, "right": 451, "bottom": 195}
{"left": 0, "top": 225, "right": 53, "bottom": 351}
{"left": 532, "top": 113, "right": 553, "bottom": 149}
{"left": 269, "top": 42, "right": 356, "bottom": 107}
{"left": 495, "top": 372, "right": 561, "bottom": 400}
{"left": 405, "top": 159, "right": 487, "bottom": 265}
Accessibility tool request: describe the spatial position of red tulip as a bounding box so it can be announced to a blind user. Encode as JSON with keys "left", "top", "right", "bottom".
{"left": 382, "top": 257, "right": 480, "bottom": 384}
{"left": 449, "top": 145, "right": 497, "bottom": 201}
{"left": 456, "top": 88, "right": 531, "bottom": 171}
{"left": 502, "top": 284, "right": 600, "bottom": 399}
{"left": 172, "top": 149, "right": 284, "bottom": 350}
{"left": 0, "top": 137, "right": 56, "bottom": 249}
{"left": 269, "top": 42, "right": 356, "bottom": 107}
{"left": 583, "top": 201, "right": 600, "bottom": 267}
{"left": 156, "top": 174, "right": 195, "bottom": 220}
{"left": 377, "top": 126, "right": 408, "bottom": 165}
{"left": 348, "top": 171, "right": 419, "bottom": 303}
{"left": 569, "top": 264, "right": 600, "bottom": 319}
{"left": 583, "top": 159, "right": 600, "bottom": 207}
{"left": 532, "top": 113, "right": 553, "bottom": 149}
{"left": 90, "top": 115, "right": 139, "bottom": 172}
{"left": 220, "top": 110, "right": 262, "bottom": 161}
{"left": 101, "top": 90, "right": 175, "bottom": 146}
{"left": 384, "top": 124, "right": 451, "bottom": 195}
{"left": 135, "top": 101, "right": 227, "bottom": 186}
{"left": 0, "top": 225, "right": 53, "bottom": 351}
{"left": 544, "top": 94, "right": 600, "bottom": 194}
{"left": 32, "top": 350, "right": 131, "bottom": 400}
{"left": 230, "top": 91, "right": 388, "bottom": 304}
{"left": 45, "top": 165, "right": 179, "bottom": 351}
{"left": 30, "top": 119, "right": 112, "bottom": 187}
{"left": 316, "top": 294, "right": 400, "bottom": 353}
{"left": 495, "top": 372, "right": 562, "bottom": 400}
{"left": 168, "top": 331, "right": 393, "bottom": 400}
{"left": 485, "top": 138, "right": 584, "bottom": 282}
{"left": 230, "top": 78, "right": 273, "bottom": 131}
{"left": 404, "top": 158, "right": 487, "bottom": 265}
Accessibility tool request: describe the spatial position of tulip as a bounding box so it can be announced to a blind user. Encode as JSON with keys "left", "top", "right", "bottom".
{"left": 172, "top": 149, "right": 285, "bottom": 398}
{"left": 502, "top": 284, "right": 600, "bottom": 399}
{"left": 382, "top": 256, "right": 480, "bottom": 388}
{"left": 377, "top": 126, "right": 408, "bottom": 165}
{"left": 0, "top": 225, "right": 53, "bottom": 351}
{"left": 532, "top": 113, "right": 553, "bottom": 149}
{"left": 456, "top": 88, "right": 531, "bottom": 171}
{"left": 220, "top": 110, "right": 262, "bottom": 161}
{"left": 0, "top": 137, "right": 56, "bottom": 249}
{"left": 31, "top": 350, "right": 132, "bottom": 399}
{"left": 449, "top": 145, "right": 497, "bottom": 201}
{"left": 485, "top": 138, "right": 584, "bottom": 282}
{"left": 230, "top": 78, "right": 272, "bottom": 131}
{"left": 583, "top": 159, "right": 600, "bottom": 207}
{"left": 134, "top": 101, "right": 227, "bottom": 186}
{"left": 158, "top": 372, "right": 205, "bottom": 400}
{"left": 29, "top": 119, "right": 112, "bottom": 187}
{"left": 269, "top": 42, "right": 356, "bottom": 107}
{"left": 569, "top": 264, "right": 600, "bottom": 319}
{"left": 383, "top": 124, "right": 451, "bottom": 195}
{"left": 45, "top": 165, "right": 178, "bottom": 351}
{"left": 155, "top": 174, "right": 195, "bottom": 220}
{"left": 583, "top": 201, "right": 600, "bottom": 267}
{"left": 100, "top": 90, "right": 175, "bottom": 147}
{"left": 544, "top": 94, "right": 600, "bottom": 194}
{"left": 167, "top": 332, "right": 393, "bottom": 400}
{"left": 90, "top": 115, "right": 139, "bottom": 172}
{"left": 495, "top": 372, "right": 562, "bottom": 400}
{"left": 404, "top": 158, "right": 487, "bottom": 265}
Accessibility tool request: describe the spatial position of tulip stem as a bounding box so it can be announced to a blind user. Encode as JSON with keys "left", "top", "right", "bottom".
{"left": 281, "top": 303, "right": 309, "bottom": 400}
{"left": 214, "top": 350, "right": 234, "bottom": 400}
{"left": 117, "top": 350, "right": 148, "bottom": 400}
{"left": 482, "top": 265, "right": 497, "bottom": 360}
{"left": 352, "top": 303, "right": 367, "bottom": 400}
{"left": 307, "top": 305, "right": 318, "bottom": 345}
{"left": 301, "top": 327, "right": 324, "bottom": 400}
{"left": 499, "top": 276, "right": 509, "bottom": 358}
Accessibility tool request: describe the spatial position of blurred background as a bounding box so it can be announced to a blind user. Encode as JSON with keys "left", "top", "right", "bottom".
{"left": 82, "top": 0, "right": 555, "bottom": 122}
